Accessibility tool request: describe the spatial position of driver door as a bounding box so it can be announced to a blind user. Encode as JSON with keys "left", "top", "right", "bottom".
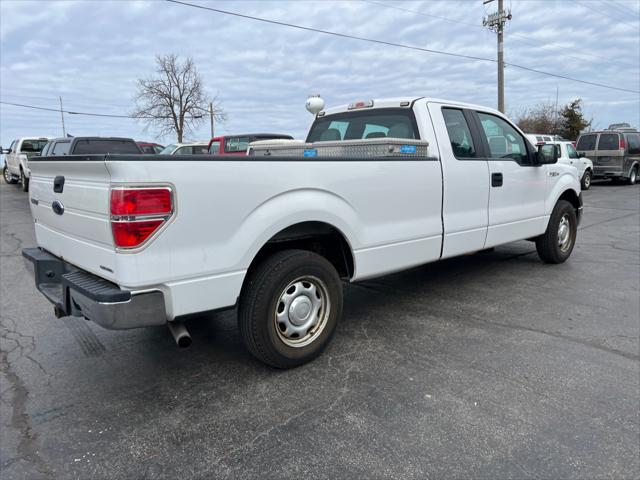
{"left": 472, "top": 111, "right": 548, "bottom": 247}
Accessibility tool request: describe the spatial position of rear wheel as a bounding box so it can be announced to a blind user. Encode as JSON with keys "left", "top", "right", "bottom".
{"left": 238, "top": 249, "right": 343, "bottom": 368}
{"left": 628, "top": 166, "right": 638, "bottom": 185}
{"left": 3, "top": 165, "right": 17, "bottom": 184}
{"left": 536, "top": 200, "right": 577, "bottom": 264}
{"left": 20, "top": 169, "right": 29, "bottom": 192}
{"left": 581, "top": 170, "right": 592, "bottom": 190}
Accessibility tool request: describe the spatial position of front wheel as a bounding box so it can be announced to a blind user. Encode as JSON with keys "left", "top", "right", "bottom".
{"left": 238, "top": 249, "right": 343, "bottom": 368}
{"left": 628, "top": 166, "right": 638, "bottom": 185}
{"left": 536, "top": 200, "right": 577, "bottom": 264}
{"left": 3, "top": 165, "right": 17, "bottom": 184}
{"left": 581, "top": 170, "right": 592, "bottom": 190}
{"left": 20, "top": 169, "right": 29, "bottom": 192}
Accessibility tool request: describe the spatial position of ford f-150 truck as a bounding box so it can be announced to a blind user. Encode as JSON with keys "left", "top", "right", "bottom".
{"left": 22, "top": 97, "right": 582, "bottom": 368}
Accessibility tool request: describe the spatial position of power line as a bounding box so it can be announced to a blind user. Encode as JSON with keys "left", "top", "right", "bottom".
{"left": 165, "top": 0, "right": 640, "bottom": 94}
{"left": 0, "top": 100, "right": 134, "bottom": 118}
{"left": 575, "top": 0, "right": 640, "bottom": 30}
{"left": 362, "top": 0, "right": 628, "bottom": 66}
{"left": 0, "top": 100, "right": 203, "bottom": 120}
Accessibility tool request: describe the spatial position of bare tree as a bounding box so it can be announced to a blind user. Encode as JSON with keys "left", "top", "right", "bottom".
{"left": 132, "top": 54, "right": 225, "bottom": 142}
{"left": 514, "top": 101, "right": 561, "bottom": 135}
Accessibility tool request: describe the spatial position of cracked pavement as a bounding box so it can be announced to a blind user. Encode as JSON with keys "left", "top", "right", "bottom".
{"left": 0, "top": 180, "right": 638, "bottom": 479}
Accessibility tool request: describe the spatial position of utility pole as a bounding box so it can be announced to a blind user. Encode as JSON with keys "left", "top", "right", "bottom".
{"left": 483, "top": 0, "right": 511, "bottom": 113}
{"left": 59, "top": 96, "right": 66, "bottom": 136}
{"left": 209, "top": 102, "right": 214, "bottom": 138}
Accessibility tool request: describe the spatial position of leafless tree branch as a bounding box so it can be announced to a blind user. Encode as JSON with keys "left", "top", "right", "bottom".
{"left": 131, "top": 54, "right": 226, "bottom": 142}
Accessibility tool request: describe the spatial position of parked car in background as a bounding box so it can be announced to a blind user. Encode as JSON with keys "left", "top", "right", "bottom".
{"left": 607, "top": 122, "right": 637, "bottom": 132}
{"left": 158, "top": 142, "right": 209, "bottom": 155}
{"left": 2, "top": 137, "right": 50, "bottom": 191}
{"left": 526, "top": 133, "right": 554, "bottom": 146}
{"left": 40, "top": 137, "right": 141, "bottom": 158}
{"left": 576, "top": 129, "right": 640, "bottom": 185}
{"left": 137, "top": 142, "right": 164, "bottom": 154}
{"left": 208, "top": 133, "right": 294, "bottom": 155}
{"left": 23, "top": 96, "right": 581, "bottom": 368}
{"left": 551, "top": 140, "right": 594, "bottom": 190}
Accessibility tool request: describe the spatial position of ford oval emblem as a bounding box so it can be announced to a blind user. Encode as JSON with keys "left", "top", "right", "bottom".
{"left": 52, "top": 200, "right": 64, "bottom": 216}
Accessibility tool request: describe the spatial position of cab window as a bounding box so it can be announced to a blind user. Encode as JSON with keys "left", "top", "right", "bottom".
{"left": 566, "top": 143, "right": 579, "bottom": 159}
{"left": 51, "top": 141, "right": 70, "bottom": 156}
{"left": 442, "top": 108, "right": 476, "bottom": 158}
{"left": 208, "top": 141, "right": 220, "bottom": 154}
{"left": 477, "top": 112, "right": 529, "bottom": 164}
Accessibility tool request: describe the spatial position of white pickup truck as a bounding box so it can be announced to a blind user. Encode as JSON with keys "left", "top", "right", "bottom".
{"left": 2, "top": 137, "right": 50, "bottom": 192}
{"left": 23, "top": 97, "right": 582, "bottom": 368}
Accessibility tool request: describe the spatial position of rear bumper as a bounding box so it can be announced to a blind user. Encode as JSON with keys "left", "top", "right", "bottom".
{"left": 22, "top": 248, "right": 167, "bottom": 329}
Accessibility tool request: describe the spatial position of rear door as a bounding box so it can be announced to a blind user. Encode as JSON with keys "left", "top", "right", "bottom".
{"left": 595, "top": 132, "right": 623, "bottom": 173}
{"left": 429, "top": 103, "right": 490, "bottom": 258}
{"left": 28, "top": 157, "right": 116, "bottom": 279}
{"left": 473, "top": 110, "right": 547, "bottom": 247}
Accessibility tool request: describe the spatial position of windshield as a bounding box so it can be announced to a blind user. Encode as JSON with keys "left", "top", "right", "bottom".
{"left": 21, "top": 139, "right": 48, "bottom": 153}
{"left": 159, "top": 144, "right": 177, "bottom": 155}
{"left": 306, "top": 108, "right": 418, "bottom": 142}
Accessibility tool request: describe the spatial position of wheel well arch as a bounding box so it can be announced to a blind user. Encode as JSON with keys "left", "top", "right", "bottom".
{"left": 557, "top": 188, "right": 580, "bottom": 209}
{"left": 247, "top": 221, "right": 355, "bottom": 280}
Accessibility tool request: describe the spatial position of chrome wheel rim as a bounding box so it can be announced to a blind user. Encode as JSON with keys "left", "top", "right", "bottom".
{"left": 631, "top": 170, "right": 637, "bottom": 184}
{"left": 274, "top": 276, "right": 330, "bottom": 348}
{"left": 584, "top": 173, "right": 591, "bottom": 188}
{"left": 557, "top": 214, "right": 572, "bottom": 252}
{"left": 3, "top": 168, "right": 11, "bottom": 183}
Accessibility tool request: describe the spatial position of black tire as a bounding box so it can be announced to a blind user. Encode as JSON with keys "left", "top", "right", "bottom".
{"left": 20, "top": 169, "right": 29, "bottom": 192}
{"left": 3, "top": 165, "right": 17, "bottom": 184}
{"left": 581, "top": 170, "right": 592, "bottom": 190}
{"left": 628, "top": 166, "right": 638, "bottom": 185}
{"left": 238, "top": 249, "right": 343, "bottom": 368}
{"left": 535, "top": 200, "right": 577, "bottom": 264}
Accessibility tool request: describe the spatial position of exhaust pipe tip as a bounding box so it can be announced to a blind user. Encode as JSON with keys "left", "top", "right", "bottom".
{"left": 167, "top": 321, "right": 192, "bottom": 349}
{"left": 177, "top": 334, "right": 192, "bottom": 349}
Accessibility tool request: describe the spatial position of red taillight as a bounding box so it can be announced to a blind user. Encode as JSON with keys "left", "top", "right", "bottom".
{"left": 110, "top": 188, "right": 171, "bottom": 215}
{"left": 110, "top": 187, "right": 173, "bottom": 249}
{"left": 619, "top": 136, "right": 626, "bottom": 149}
{"left": 112, "top": 220, "right": 164, "bottom": 248}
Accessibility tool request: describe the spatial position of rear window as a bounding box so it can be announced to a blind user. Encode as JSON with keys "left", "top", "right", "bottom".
{"left": 21, "top": 139, "right": 48, "bottom": 153}
{"left": 597, "top": 133, "right": 620, "bottom": 150}
{"left": 224, "top": 137, "right": 252, "bottom": 153}
{"left": 306, "top": 108, "right": 418, "bottom": 142}
{"left": 72, "top": 140, "right": 141, "bottom": 155}
{"left": 576, "top": 134, "right": 597, "bottom": 150}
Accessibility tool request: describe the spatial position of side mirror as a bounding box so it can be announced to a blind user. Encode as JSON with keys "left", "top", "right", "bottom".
{"left": 1, "top": 148, "right": 11, "bottom": 154}
{"left": 536, "top": 144, "right": 558, "bottom": 165}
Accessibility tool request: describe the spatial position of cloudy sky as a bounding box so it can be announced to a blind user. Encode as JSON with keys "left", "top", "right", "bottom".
{"left": 1, "top": 0, "right": 638, "bottom": 147}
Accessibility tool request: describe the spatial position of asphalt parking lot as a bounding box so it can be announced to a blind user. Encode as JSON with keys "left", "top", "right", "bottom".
{"left": 1, "top": 180, "right": 638, "bottom": 480}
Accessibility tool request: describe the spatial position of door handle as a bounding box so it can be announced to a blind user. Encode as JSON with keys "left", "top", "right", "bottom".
{"left": 491, "top": 172, "right": 503, "bottom": 187}
{"left": 53, "top": 176, "right": 65, "bottom": 193}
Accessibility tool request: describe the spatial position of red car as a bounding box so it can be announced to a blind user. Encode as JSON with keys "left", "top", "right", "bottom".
{"left": 208, "top": 133, "right": 293, "bottom": 155}
{"left": 137, "top": 142, "right": 164, "bottom": 154}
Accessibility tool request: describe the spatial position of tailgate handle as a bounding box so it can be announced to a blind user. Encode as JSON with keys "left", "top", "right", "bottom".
{"left": 53, "top": 176, "right": 65, "bottom": 193}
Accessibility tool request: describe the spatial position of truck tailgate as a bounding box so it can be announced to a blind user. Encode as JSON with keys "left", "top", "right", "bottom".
{"left": 28, "top": 157, "right": 116, "bottom": 280}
